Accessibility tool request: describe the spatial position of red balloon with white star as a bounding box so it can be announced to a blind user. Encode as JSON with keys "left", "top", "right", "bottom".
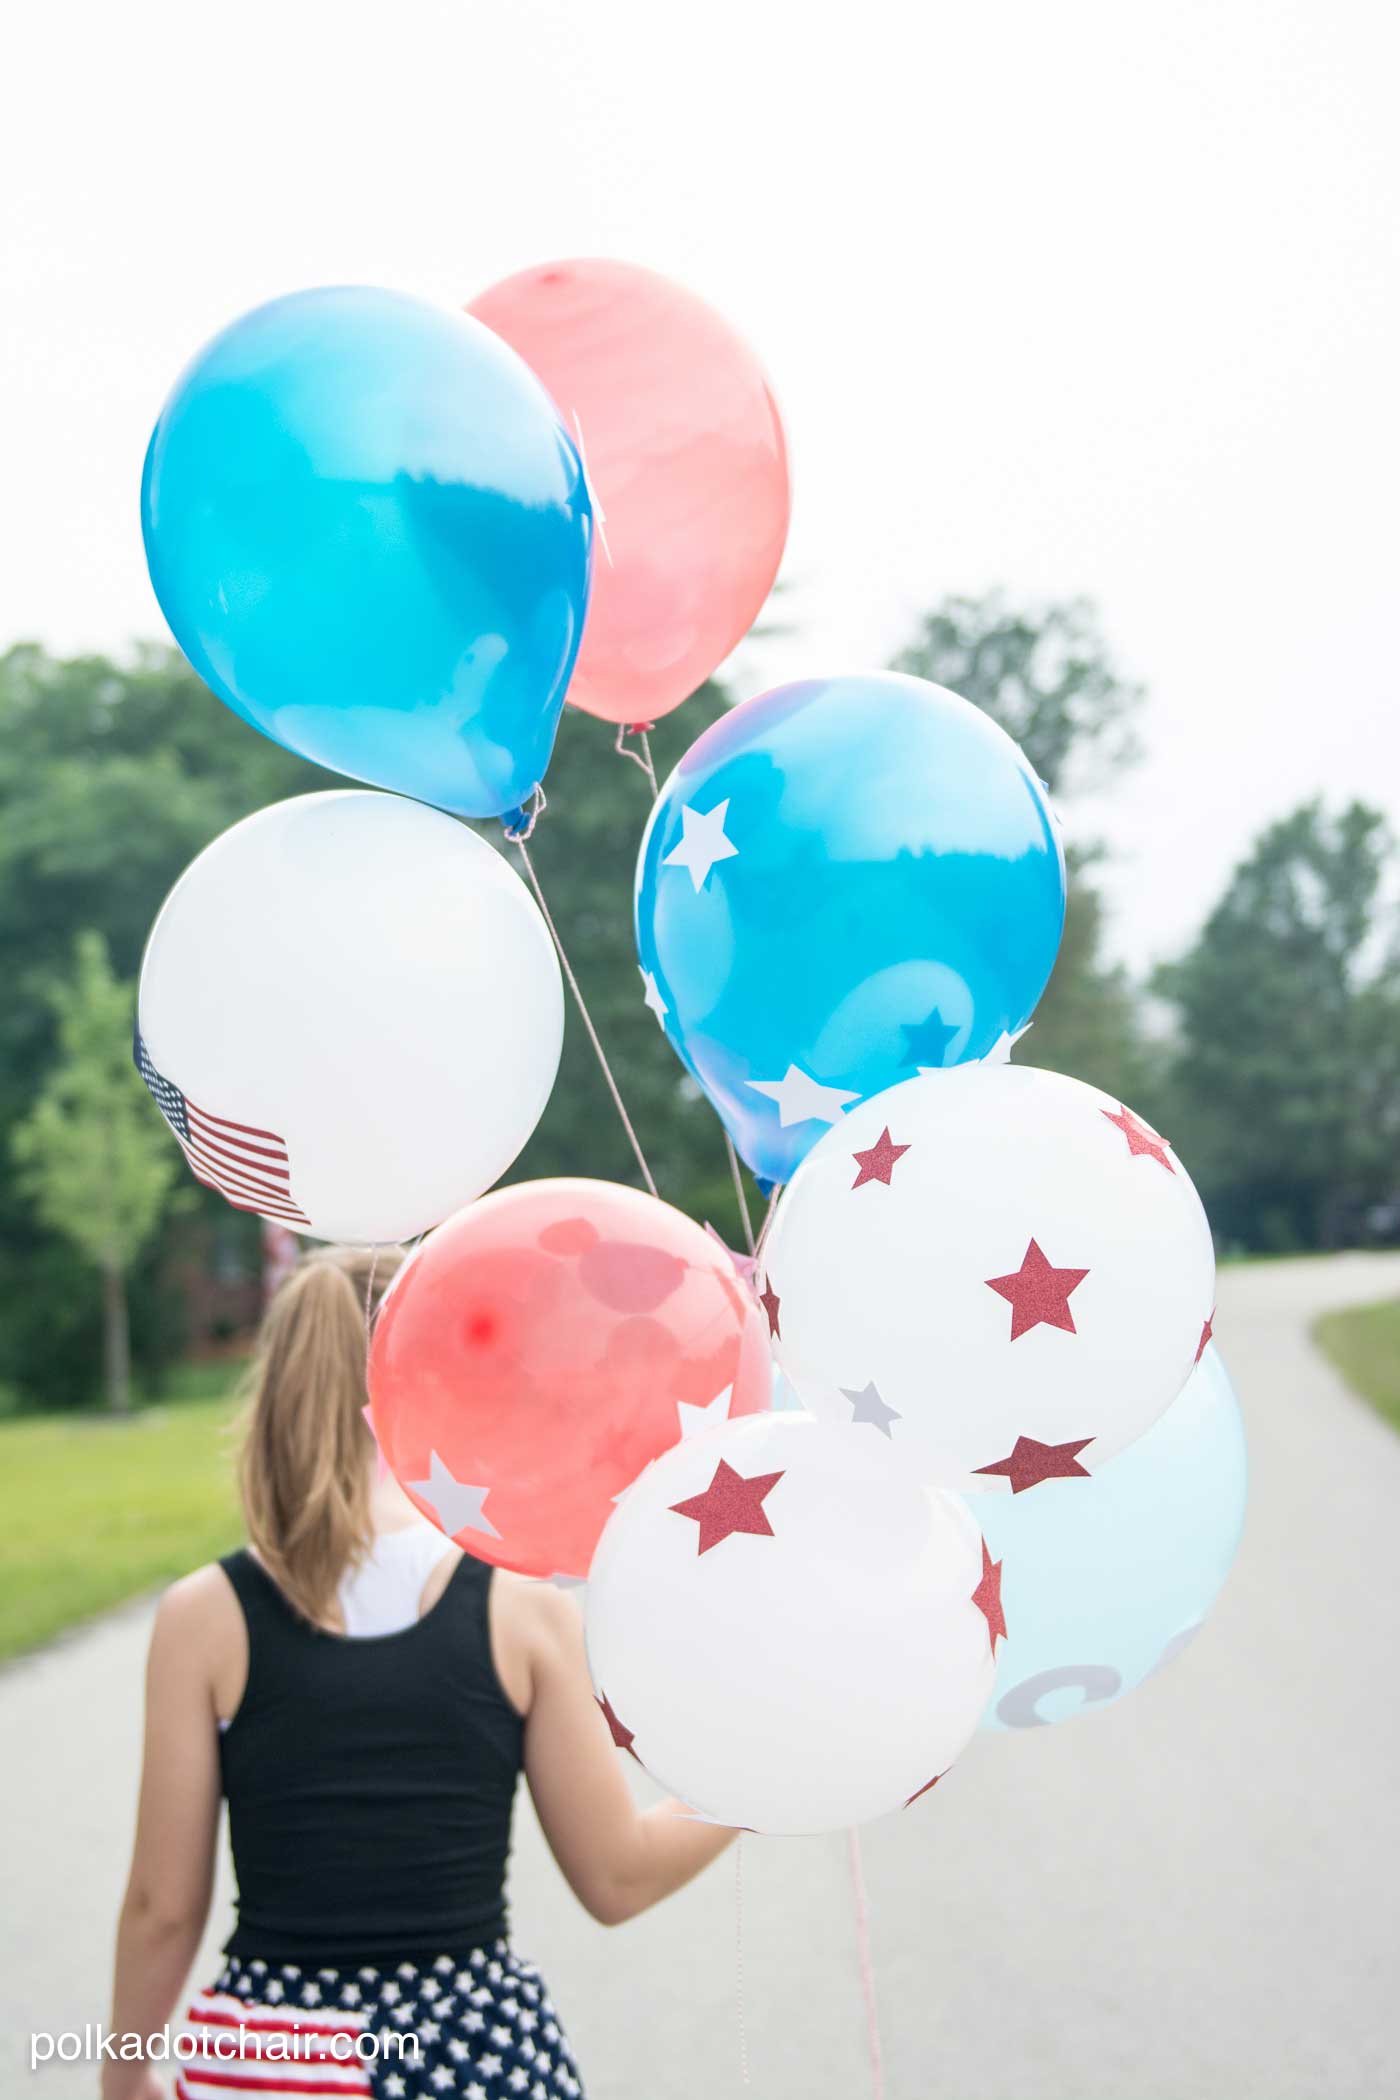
{"left": 762, "top": 1063, "right": 1216, "bottom": 1495}
{"left": 586, "top": 1413, "right": 997, "bottom": 1833}
{"left": 368, "top": 1179, "right": 772, "bottom": 1577}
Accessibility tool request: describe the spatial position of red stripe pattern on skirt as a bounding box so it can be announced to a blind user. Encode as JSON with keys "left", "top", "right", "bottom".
{"left": 176, "top": 1947, "right": 586, "bottom": 2098}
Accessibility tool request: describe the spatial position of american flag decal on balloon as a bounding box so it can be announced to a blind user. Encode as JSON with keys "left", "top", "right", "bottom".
{"left": 134, "top": 1028, "right": 309, "bottom": 1228}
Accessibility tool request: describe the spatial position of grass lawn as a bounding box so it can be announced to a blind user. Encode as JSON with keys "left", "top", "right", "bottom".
{"left": 1313, "top": 1297, "right": 1400, "bottom": 1436}
{"left": 0, "top": 1362, "right": 245, "bottom": 1665}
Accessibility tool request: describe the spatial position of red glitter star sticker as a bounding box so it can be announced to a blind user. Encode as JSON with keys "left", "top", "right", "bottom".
{"left": 1101, "top": 1103, "right": 1175, "bottom": 1173}
{"left": 971, "top": 1539, "right": 1007, "bottom": 1655}
{"left": 1196, "top": 1307, "right": 1215, "bottom": 1363}
{"left": 596, "top": 1692, "right": 640, "bottom": 1762}
{"left": 670, "top": 1460, "right": 785, "bottom": 1555}
{"left": 904, "top": 1771, "right": 947, "bottom": 1809}
{"left": 850, "top": 1127, "right": 911, "bottom": 1189}
{"left": 973, "top": 1434, "right": 1094, "bottom": 1493}
{"left": 758, "top": 1278, "right": 781, "bottom": 1339}
{"left": 985, "top": 1239, "right": 1089, "bottom": 1339}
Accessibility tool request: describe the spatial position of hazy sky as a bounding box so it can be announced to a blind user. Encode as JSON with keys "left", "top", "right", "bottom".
{"left": 4, "top": 0, "right": 1396, "bottom": 966}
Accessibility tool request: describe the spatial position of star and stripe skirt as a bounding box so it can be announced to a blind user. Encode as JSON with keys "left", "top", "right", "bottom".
{"left": 176, "top": 1944, "right": 586, "bottom": 2099}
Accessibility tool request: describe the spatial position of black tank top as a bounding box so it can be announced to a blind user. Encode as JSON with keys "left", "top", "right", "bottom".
{"left": 218, "top": 1548, "right": 523, "bottom": 1966}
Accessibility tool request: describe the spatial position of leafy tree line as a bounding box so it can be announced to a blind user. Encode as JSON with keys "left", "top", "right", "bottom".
{"left": 3, "top": 603, "right": 1395, "bottom": 1410}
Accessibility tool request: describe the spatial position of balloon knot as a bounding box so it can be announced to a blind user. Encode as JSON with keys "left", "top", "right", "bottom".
{"left": 502, "top": 784, "right": 547, "bottom": 842}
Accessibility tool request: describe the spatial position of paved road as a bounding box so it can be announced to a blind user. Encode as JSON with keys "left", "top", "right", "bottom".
{"left": 5, "top": 1254, "right": 1400, "bottom": 2100}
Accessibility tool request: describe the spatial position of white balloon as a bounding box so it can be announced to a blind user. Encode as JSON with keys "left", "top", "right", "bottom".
{"left": 763, "top": 1064, "right": 1215, "bottom": 1495}
{"left": 585, "top": 1413, "right": 996, "bottom": 1834}
{"left": 136, "top": 790, "right": 563, "bottom": 1243}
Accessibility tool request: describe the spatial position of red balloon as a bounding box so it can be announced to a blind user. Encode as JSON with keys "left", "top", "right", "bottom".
{"left": 468, "top": 259, "right": 790, "bottom": 726}
{"left": 368, "top": 1179, "right": 772, "bottom": 1577}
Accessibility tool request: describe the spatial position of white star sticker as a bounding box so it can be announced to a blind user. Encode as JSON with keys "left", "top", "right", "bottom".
{"left": 663, "top": 800, "right": 738, "bottom": 892}
{"left": 639, "top": 967, "right": 669, "bottom": 1028}
{"left": 981, "top": 1023, "right": 1033, "bottom": 1066}
{"left": 407, "top": 1451, "right": 501, "bottom": 1540}
{"left": 676, "top": 1384, "right": 733, "bottom": 1440}
{"left": 746, "top": 1064, "right": 859, "bottom": 1128}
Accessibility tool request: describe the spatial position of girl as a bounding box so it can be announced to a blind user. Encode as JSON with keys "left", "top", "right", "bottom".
{"left": 103, "top": 1245, "right": 735, "bottom": 2100}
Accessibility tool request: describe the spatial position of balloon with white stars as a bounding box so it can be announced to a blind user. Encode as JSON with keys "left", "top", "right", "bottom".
{"left": 634, "top": 672, "right": 1066, "bottom": 1184}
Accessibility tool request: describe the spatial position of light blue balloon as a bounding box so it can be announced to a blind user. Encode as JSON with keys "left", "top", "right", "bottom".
{"left": 634, "top": 674, "right": 1065, "bottom": 1182}
{"left": 142, "top": 286, "right": 593, "bottom": 821}
{"left": 974, "top": 1346, "right": 1247, "bottom": 1731}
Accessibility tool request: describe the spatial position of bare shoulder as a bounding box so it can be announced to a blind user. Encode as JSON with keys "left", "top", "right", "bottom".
{"left": 496, "top": 1574, "right": 582, "bottom": 1646}
{"left": 150, "top": 1562, "right": 243, "bottom": 1657}
{"left": 489, "top": 1574, "right": 585, "bottom": 1714}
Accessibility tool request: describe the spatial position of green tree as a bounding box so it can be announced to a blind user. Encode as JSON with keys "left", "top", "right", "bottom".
{"left": 0, "top": 642, "right": 338, "bottom": 1406}
{"left": 892, "top": 591, "right": 1143, "bottom": 793}
{"left": 1156, "top": 800, "right": 1398, "bottom": 1250}
{"left": 11, "top": 933, "right": 180, "bottom": 1410}
{"left": 892, "top": 592, "right": 1153, "bottom": 1104}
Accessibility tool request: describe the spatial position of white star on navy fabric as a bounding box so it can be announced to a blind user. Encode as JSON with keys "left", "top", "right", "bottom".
{"left": 408, "top": 1451, "right": 501, "bottom": 1540}
{"left": 639, "top": 967, "right": 669, "bottom": 1028}
{"left": 841, "top": 1381, "right": 902, "bottom": 1438}
{"left": 663, "top": 800, "right": 738, "bottom": 891}
{"left": 982, "top": 1022, "right": 1033, "bottom": 1066}
{"left": 383, "top": 2076, "right": 406, "bottom": 2099}
{"left": 676, "top": 1384, "right": 733, "bottom": 1440}
{"left": 747, "top": 1064, "right": 859, "bottom": 1128}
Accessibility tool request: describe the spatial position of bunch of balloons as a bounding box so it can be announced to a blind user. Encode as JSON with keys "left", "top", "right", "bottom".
{"left": 132, "top": 257, "right": 1242, "bottom": 1840}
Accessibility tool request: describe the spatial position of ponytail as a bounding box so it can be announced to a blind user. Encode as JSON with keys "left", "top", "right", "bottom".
{"left": 238, "top": 1245, "right": 401, "bottom": 1628}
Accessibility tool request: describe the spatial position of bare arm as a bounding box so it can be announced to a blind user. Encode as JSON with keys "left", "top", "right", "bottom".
{"left": 103, "top": 1571, "right": 226, "bottom": 2100}
{"left": 507, "top": 1582, "right": 736, "bottom": 1926}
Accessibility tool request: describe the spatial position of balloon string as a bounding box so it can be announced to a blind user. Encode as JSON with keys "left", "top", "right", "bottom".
{"left": 362, "top": 1243, "right": 381, "bottom": 1366}
{"left": 754, "top": 1183, "right": 784, "bottom": 1267}
{"left": 605, "top": 707, "right": 750, "bottom": 1257}
{"left": 613, "top": 721, "right": 658, "bottom": 794}
{"left": 514, "top": 837, "right": 660, "bottom": 1200}
{"left": 847, "top": 1829, "right": 886, "bottom": 2100}
{"left": 570, "top": 408, "right": 614, "bottom": 568}
{"left": 735, "top": 1834, "right": 750, "bottom": 2088}
{"left": 725, "top": 1133, "right": 756, "bottom": 1256}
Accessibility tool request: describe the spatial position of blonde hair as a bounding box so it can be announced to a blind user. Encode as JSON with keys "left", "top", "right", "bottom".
{"left": 238, "top": 1245, "right": 402, "bottom": 1628}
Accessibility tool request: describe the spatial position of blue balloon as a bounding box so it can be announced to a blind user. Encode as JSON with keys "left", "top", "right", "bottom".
{"left": 634, "top": 673, "right": 1065, "bottom": 1181}
{"left": 975, "top": 1346, "right": 1247, "bottom": 1731}
{"left": 142, "top": 287, "right": 593, "bottom": 821}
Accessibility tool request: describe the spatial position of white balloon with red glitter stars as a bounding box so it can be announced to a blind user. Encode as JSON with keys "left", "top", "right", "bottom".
{"left": 585, "top": 1412, "right": 998, "bottom": 1834}
{"left": 760, "top": 1063, "right": 1217, "bottom": 1498}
